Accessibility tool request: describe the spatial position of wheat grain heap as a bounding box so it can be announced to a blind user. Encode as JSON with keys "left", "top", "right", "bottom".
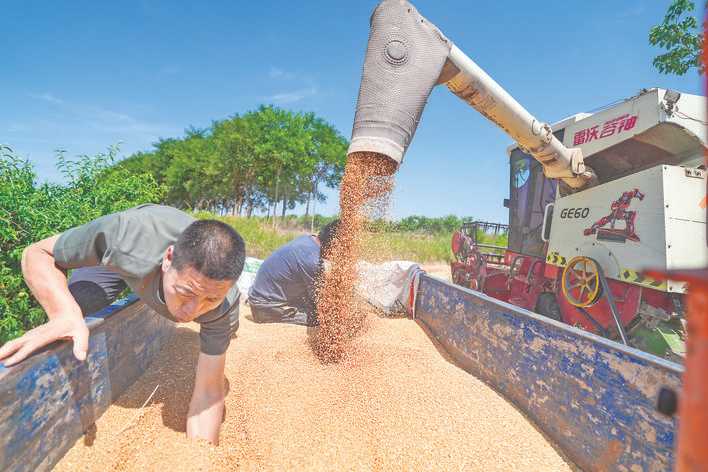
{"left": 55, "top": 153, "right": 571, "bottom": 471}
{"left": 56, "top": 307, "right": 571, "bottom": 471}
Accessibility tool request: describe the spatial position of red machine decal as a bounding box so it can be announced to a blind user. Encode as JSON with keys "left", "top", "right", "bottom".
{"left": 584, "top": 188, "right": 645, "bottom": 243}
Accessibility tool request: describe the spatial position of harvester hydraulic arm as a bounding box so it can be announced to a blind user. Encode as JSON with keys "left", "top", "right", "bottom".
{"left": 348, "top": 0, "right": 595, "bottom": 189}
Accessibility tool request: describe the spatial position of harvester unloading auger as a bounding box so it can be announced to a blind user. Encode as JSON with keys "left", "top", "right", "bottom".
{"left": 348, "top": 0, "right": 708, "bottom": 361}
{"left": 347, "top": 0, "right": 595, "bottom": 189}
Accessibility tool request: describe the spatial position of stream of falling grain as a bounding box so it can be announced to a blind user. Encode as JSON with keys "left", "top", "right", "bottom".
{"left": 312, "top": 152, "right": 397, "bottom": 363}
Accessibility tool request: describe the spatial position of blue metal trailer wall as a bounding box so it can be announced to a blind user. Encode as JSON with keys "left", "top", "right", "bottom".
{"left": 0, "top": 298, "right": 175, "bottom": 472}
{"left": 415, "top": 275, "right": 682, "bottom": 472}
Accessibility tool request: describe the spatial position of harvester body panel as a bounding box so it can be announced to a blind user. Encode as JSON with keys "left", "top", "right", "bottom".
{"left": 561, "top": 89, "right": 706, "bottom": 182}
{"left": 546, "top": 164, "right": 707, "bottom": 294}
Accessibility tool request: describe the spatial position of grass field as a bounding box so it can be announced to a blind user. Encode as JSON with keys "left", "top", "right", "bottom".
{"left": 366, "top": 232, "right": 453, "bottom": 262}
{"left": 197, "top": 212, "right": 507, "bottom": 263}
{"left": 195, "top": 212, "right": 297, "bottom": 259}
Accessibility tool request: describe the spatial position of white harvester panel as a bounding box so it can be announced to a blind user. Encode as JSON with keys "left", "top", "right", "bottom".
{"left": 546, "top": 165, "right": 707, "bottom": 293}
{"left": 563, "top": 89, "right": 706, "bottom": 167}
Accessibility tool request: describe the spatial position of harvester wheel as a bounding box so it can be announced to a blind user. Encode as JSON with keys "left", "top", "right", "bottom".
{"left": 562, "top": 256, "right": 601, "bottom": 307}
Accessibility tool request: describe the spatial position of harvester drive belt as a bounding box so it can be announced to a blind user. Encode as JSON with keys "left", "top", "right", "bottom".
{"left": 596, "top": 265, "right": 628, "bottom": 344}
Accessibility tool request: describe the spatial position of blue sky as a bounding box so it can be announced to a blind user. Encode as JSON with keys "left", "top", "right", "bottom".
{"left": 1, "top": 0, "right": 702, "bottom": 222}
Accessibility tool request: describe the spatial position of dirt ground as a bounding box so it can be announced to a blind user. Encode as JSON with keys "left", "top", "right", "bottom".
{"left": 420, "top": 262, "right": 451, "bottom": 281}
{"left": 55, "top": 302, "right": 571, "bottom": 471}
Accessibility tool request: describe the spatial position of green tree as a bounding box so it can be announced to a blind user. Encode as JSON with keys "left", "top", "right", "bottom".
{"left": 649, "top": 0, "right": 705, "bottom": 75}
{"left": 302, "top": 113, "right": 348, "bottom": 219}
{"left": 212, "top": 113, "right": 259, "bottom": 215}
{"left": 210, "top": 106, "right": 346, "bottom": 220}
{"left": 110, "top": 106, "right": 348, "bottom": 218}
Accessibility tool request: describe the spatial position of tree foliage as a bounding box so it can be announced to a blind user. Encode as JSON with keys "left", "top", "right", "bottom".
{"left": 112, "top": 106, "right": 348, "bottom": 218}
{"left": 649, "top": 0, "right": 704, "bottom": 75}
{"left": 0, "top": 145, "right": 165, "bottom": 343}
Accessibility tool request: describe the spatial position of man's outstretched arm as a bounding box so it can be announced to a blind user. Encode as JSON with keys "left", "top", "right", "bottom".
{"left": 0, "top": 235, "right": 89, "bottom": 366}
{"left": 187, "top": 352, "right": 226, "bottom": 444}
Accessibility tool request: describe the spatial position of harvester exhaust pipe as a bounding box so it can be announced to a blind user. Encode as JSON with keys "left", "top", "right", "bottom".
{"left": 348, "top": 0, "right": 595, "bottom": 189}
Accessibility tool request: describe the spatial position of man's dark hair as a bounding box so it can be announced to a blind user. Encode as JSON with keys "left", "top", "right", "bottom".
{"left": 173, "top": 220, "right": 246, "bottom": 280}
{"left": 318, "top": 219, "right": 340, "bottom": 260}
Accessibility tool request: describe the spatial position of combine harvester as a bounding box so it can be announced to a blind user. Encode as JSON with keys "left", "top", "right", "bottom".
{"left": 346, "top": 0, "right": 706, "bottom": 470}
{"left": 450, "top": 88, "right": 706, "bottom": 362}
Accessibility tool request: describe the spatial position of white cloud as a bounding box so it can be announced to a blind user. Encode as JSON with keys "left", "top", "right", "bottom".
{"left": 268, "top": 66, "right": 296, "bottom": 80}
{"left": 7, "top": 123, "right": 29, "bottom": 133}
{"left": 9, "top": 93, "right": 182, "bottom": 183}
{"left": 28, "top": 92, "right": 64, "bottom": 104}
{"left": 159, "top": 65, "right": 180, "bottom": 76}
{"left": 19, "top": 93, "right": 179, "bottom": 145}
{"left": 91, "top": 107, "right": 136, "bottom": 123}
{"left": 87, "top": 114, "right": 173, "bottom": 136}
{"left": 618, "top": 4, "right": 644, "bottom": 19}
{"left": 269, "top": 67, "right": 284, "bottom": 78}
{"left": 266, "top": 86, "right": 318, "bottom": 104}
{"left": 265, "top": 67, "right": 319, "bottom": 104}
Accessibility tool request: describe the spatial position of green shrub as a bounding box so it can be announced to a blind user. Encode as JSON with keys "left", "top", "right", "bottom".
{"left": 0, "top": 145, "right": 165, "bottom": 344}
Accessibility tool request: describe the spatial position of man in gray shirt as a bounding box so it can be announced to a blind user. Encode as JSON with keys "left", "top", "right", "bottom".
{"left": 248, "top": 220, "right": 339, "bottom": 326}
{"left": 0, "top": 204, "right": 245, "bottom": 445}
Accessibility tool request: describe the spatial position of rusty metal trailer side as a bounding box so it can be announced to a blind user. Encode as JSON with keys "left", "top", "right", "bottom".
{"left": 0, "top": 297, "right": 175, "bottom": 472}
{"left": 414, "top": 274, "right": 682, "bottom": 472}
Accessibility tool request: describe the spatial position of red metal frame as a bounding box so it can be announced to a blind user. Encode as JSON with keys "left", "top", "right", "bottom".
{"left": 451, "top": 235, "right": 665, "bottom": 340}
{"left": 558, "top": 280, "right": 641, "bottom": 333}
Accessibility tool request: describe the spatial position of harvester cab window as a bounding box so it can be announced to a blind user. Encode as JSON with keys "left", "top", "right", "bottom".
{"left": 508, "top": 149, "right": 558, "bottom": 258}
